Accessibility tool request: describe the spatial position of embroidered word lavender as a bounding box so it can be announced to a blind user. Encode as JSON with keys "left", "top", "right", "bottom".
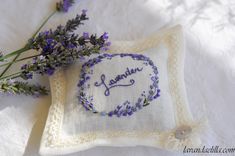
{"left": 94, "top": 67, "right": 143, "bottom": 96}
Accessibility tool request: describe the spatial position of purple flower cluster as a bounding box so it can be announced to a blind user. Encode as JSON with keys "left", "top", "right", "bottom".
{"left": 79, "top": 92, "right": 95, "bottom": 111}
{"left": 20, "top": 13, "right": 110, "bottom": 80}
{"left": 107, "top": 101, "right": 136, "bottom": 117}
{"left": 27, "top": 11, "right": 89, "bottom": 53}
{"left": 20, "top": 56, "right": 56, "bottom": 80}
{"left": 107, "top": 88, "right": 160, "bottom": 117}
{"left": 56, "top": 0, "right": 75, "bottom": 12}
{"left": 82, "top": 9, "right": 87, "bottom": 16}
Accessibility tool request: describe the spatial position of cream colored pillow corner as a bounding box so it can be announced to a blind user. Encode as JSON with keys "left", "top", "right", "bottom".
{"left": 39, "top": 25, "right": 204, "bottom": 155}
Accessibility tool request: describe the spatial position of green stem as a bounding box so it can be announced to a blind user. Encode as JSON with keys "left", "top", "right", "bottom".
{"left": 0, "top": 47, "right": 29, "bottom": 77}
{"left": 0, "top": 46, "right": 30, "bottom": 62}
{"left": 31, "top": 11, "right": 57, "bottom": 38}
{"left": 0, "top": 54, "right": 42, "bottom": 68}
{"left": 7, "top": 75, "right": 21, "bottom": 80}
{"left": 0, "top": 72, "right": 22, "bottom": 80}
{"left": 0, "top": 10, "right": 56, "bottom": 78}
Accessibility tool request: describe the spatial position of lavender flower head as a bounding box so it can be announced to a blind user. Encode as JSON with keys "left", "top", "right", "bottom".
{"left": 56, "top": 0, "right": 75, "bottom": 12}
{"left": 82, "top": 9, "right": 87, "bottom": 15}
{"left": 83, "top": 32, "right": 89, "bottom": 39}
{"left": 102, "top": 32, "right": 109, "bottom": 40}
{"left": 20, "top": 13, "right": 111, "bottom": 80}
{"left": 0, "top": 80, "right": 48, "bottom": 96}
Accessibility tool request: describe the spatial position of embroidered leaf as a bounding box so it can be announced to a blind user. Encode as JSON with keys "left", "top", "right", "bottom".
{"left": 143, "top": 98, "right": 150, "bottom": 107}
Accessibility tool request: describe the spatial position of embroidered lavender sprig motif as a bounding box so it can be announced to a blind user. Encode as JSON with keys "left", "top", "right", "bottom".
{"left": 0, "top": 0, "right": 110, "bottom": 96}
{"left": 78, "top": 53, "right": 161, "bottom": 117}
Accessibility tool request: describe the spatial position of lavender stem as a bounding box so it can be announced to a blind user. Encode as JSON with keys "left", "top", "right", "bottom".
{"left": 0, "top": 11, "right": 56, "bottom": 77}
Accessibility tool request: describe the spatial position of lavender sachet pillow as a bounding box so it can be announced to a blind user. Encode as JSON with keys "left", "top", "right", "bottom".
{"left": 40, "top": 25, "right": 204, "bottom": 155}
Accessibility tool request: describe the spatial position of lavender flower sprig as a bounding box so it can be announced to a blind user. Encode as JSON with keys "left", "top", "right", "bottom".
{"left": 27, "top": 11, "right": 89, "bottom": 54}
{"left": 0, "top": 80, "right": 48, "bottom": 96}
{"left": 0, "top": 0, "right": 76, "bottom": 78}
{"left": 0, "top": 13, "right": 110, "bottom": 81}
{"left": 24, "top": 32, "right": 109, "bottom": 78}
{"left": 56, "top": 0, "right": 75, "bottom": 12}
{"left": 0, "top": 0, "right": 76, "bottom": 62}
{"left": 21, "top": 36, "right": 109, "bottom": 80}
{"left": 17, "top": 12, "right": 110, "bottom": 80}
{"left": 0, "top": 1, "right": 111, "bottom": 98}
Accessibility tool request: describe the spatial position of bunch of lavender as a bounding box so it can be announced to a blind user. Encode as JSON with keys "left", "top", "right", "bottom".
{"left": 56, "top": 0, "right": 75, "bottom": 12}
{"left": 1, "top": 13, "right": 110, "bottom": 80}
{"left": 0, "top": 0, "right": 76, "bottom": 62}
{"left": 0, "top": 0, "right": 110, "bottom": 96}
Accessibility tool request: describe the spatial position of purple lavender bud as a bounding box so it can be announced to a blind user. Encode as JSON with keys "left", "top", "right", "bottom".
{"left": 83, "top": 32, "right": 89, "bottom": 39}
{"left": 26, "top": 73, "right": 33, "bottom": 79}
{"left": 100, "top": 47, "right": 109, "bottom": 51}
{"left": 117, "top": 105, "right": 122, "bottom": 110}
{"left": 46, "top": 38, "right": 53, "bottom": 44}
{"left": 102, "top": 32, "right": 109, "bottom": 40}
{"left": 123, "top": 111, "right": 127, "bottom": 116}
{"left": 21, "top": 64, "right": 27, "bottom": 70}
{"left": 63, "top": 0, "right": 71, "bottom": 12}
{"left": 82, "top": 9, "right": 87, "bottom": 15}
{"left": 32, "top": 57, "right": 37, "bottom": 64}
{"left": 117, "top": 113, "right": 121, "bottom": 117}
{"left": 67, "top": 43, "right": 76, "bottom": 49}
{"left": 56, "top": 0, "right": 75, "bottom": 12}
{"left": 44, "top": 31, "right": 50, "bottom": 36}
{"left": 100, "top": 112, "right": 106, "bottom": 116}
{"left": 108, "top": 111, "right": 113, "bottom": 117}
{"left": 128, "top": 111, "right": 133, "bottom": 116}
{"left": 46, "top": 68, "right": 55, "bottom": 76}
{"left": 113, "top": 109, "right": 118, "bottom": 114}
{"left": 157, "top": 89, "right": 160, "bottom": 97}
{"left": 105, "top": 42, "right": 111, "bottom": 47}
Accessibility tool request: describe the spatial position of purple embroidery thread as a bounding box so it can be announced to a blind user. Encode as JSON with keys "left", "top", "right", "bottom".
{"left": 77, "top": 53, "right": 161, "bottom": 117}
{"left": 94, "top": 67, "right": 143, "bottom": 96}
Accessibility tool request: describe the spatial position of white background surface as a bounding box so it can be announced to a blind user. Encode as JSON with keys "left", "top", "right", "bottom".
{"left": 0, "top": 0, "right": 235, "bottom": 156}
